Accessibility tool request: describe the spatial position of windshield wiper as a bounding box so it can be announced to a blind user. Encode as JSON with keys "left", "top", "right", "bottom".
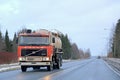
{"left": 20, "top": 44, "right": 49, "bottom": 46}
{"left": 28, "top": 44, "right": 39, "bottom": 46}
{"left": 19, "top": 44, "right": 28, "bottom": 46}
{"left": 22, "top": 44, "right": 49, "bottom": 46}
{"left": 39, "top": 44, "right": 49, "bottom": 46}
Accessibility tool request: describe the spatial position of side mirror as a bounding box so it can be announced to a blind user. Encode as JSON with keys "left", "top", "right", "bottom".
{"left": 59, "top": 49, "right": 63, "bottom": 52}
{"left": 52, "top": 38, "right": 55, "bottom": 43}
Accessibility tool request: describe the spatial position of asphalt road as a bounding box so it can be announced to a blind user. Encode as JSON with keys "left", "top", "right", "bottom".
{"left": 0, "top": 59, "right": 120, "bottom": 80}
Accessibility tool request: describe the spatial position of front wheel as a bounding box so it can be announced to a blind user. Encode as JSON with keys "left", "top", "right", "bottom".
{"left": 47, "top": 62, "right": 53, "bottom": 71}
{"left": 56, "top": 60, "right": 60, "bottom": 69}
{"left": 21, "top": 66, "right": 27, "bottom": 72}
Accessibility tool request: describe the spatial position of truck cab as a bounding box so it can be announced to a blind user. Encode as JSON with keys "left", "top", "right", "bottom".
{"left": 17, "top": 29, "right": 63, "bottom": 72}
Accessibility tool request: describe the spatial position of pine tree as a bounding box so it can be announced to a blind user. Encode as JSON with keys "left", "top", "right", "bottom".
{"left": 60, "top": 34, "right": 72, "bottom": 59}
{"left": 5, "top": 30, "right": 12, "bottom": 52}
{"left": 12, "top": 33, "right": 17, "bottom": 53}
{"left": 0, "top": 30, "right": 4, "bottom": 51}
{"left": 112, "top": 19, "right": 120, "bottom": 58}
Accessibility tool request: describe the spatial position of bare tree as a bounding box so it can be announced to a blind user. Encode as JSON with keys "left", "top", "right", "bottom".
{"left": 79, "top": 49, "right": 84, "bottom": 59}
{"left": 84, "top": 49, "right": 91, "bottom": 58}
{"left": 71, "top": 43, "right": 80, "bottom": 59}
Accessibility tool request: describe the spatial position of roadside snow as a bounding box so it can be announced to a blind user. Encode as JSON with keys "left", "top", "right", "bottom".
{"left": 104, "top": 58, "right": 120, "bottom": 75}
{"left": 0, "top": 63, "right": 20, "bottom": 72}
{"left": 0, "top": 60, "right": 72, "bottom": 72}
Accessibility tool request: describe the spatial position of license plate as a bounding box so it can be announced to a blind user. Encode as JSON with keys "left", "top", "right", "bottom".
{"left": 27, "top": 58, "right": 34, "bottom": 61}
{"left": 31, "top": 62, "right": 36, "bottom": 64}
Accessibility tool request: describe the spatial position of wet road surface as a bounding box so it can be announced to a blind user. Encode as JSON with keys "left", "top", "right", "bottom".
{"left": 0, "top": 59, "right": 120, "bottom": 80}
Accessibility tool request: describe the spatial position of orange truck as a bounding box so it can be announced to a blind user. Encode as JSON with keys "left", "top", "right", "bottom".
{"left": 17, "top": 29, "right": 63, "bottom": 72}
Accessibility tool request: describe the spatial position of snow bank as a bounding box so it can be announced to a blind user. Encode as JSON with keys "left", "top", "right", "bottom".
{"left": 0, "top": 63, "right": 20, "bottom": 72}
{"left": 0, "top": 60, "right": 72, "bottom": 72}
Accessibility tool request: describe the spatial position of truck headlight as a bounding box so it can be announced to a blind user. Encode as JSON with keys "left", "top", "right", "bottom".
{"left": 19, "top": 57, "right": 26, "bottom": 61}
{"left": 42, "top": 57, "right": 49, "bottom": 61}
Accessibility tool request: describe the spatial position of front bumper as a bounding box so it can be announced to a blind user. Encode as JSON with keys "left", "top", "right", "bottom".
{"left": 19, "top": 62, "right": 50, "bottom": 66}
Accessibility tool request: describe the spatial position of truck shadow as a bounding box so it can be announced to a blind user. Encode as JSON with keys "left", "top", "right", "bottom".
{"left": 23, "top": 67, "right": 64, "bottom": 73}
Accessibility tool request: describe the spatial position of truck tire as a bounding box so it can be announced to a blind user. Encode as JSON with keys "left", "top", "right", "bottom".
{"left": 53, "top": 64, "right": 56, "bottom": 69}
{"left": 47, "top": 62, "right": 53, "bottom": 71}
{"left": 56, "top": 59, "right": 61, "bottom": 69}
{"left": 21, "top": 66, "right": 27, "bottom": 72}
{"left": 56, "top": 60, "right": 60, "bottom": 69}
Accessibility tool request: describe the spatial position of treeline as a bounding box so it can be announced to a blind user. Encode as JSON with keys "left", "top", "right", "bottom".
{"left": 0, "top": 29, "right": 91, "bottom": 61}
{"left": 0, "top": 30, "right": 17, "bottom": 53}
{"left": 61, "top": 34, "right": 91, "bottom": 59}
{"left": 108, "top": 19, "right": 120, "bottom": 58}
{"left": 0, "top": 30, "right": 17, "bottom": 64}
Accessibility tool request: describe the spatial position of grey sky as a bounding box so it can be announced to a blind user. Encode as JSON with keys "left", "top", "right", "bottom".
{"left": 0, "top": 0, "right": 120, "bottom": 56}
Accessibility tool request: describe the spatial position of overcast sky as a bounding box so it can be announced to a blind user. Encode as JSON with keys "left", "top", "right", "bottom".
{"left": 0, "top": 0, "right": 120, "bottom": 56}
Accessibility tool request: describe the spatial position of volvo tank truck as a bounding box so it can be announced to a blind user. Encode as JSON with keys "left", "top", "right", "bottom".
{"left": 17, "top": 29, "right": 63, "bottom": 72}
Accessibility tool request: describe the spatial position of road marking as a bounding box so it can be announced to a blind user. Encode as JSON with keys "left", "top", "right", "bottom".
{"left": 38, "top": 65, "right": 81, "bottom": 80}
{"left": 38, "top": 60, "right": 93, "bottom": 80}
{"left": 103, "top": 60, "right": 120, "bottom": 77}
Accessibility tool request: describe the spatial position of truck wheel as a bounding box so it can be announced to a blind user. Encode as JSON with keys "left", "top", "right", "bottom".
{"left": 47, "top": 63, "right": 53, "bottom": 71}
{"left": 53, "top": 64, "right": 56, "bottom": 69}
{"left": 21, "top": 66, "right": 27, "bottom": 72}
{"left": 56, "top": 61, "right": 60, "bottom": 69}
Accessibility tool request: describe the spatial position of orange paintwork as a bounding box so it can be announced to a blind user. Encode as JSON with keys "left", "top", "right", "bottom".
{"left": 17, "top": 45, "right": 54, "bottom": 59}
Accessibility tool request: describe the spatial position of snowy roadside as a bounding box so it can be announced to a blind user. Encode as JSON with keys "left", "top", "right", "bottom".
{"left": 104, "top": 58, "right": 120, "bottom": 75}
{"left": 0, "top": 60, "right": 73, "bottom": 73}
{"left": 0, "top": 63, "right": 20, "bottom": 72}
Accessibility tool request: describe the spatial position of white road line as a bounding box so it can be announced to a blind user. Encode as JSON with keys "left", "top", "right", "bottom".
{"left": 103, "top": 60, "right": 120, "bottom": 77}
{"left": 38, "top": 60, "right": 92, "bottom": 80}
{"left": 38, "top": 65, "right": 81, "bottom": 80}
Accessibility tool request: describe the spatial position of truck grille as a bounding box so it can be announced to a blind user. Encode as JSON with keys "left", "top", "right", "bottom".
{"left": 21, "top": 49, "right": 47, "bottom": 56}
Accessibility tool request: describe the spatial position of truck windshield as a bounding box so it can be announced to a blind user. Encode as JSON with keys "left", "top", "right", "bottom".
{"left": 18, "top": 36, "right": 49, "bottom": 46}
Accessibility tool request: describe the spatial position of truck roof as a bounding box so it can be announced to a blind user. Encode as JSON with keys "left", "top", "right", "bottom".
{"left": 19, "top": 33, "right": 49, "bottom": 37}
{"left": 19, "top": 29, "right": 60, "bottom": 37}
